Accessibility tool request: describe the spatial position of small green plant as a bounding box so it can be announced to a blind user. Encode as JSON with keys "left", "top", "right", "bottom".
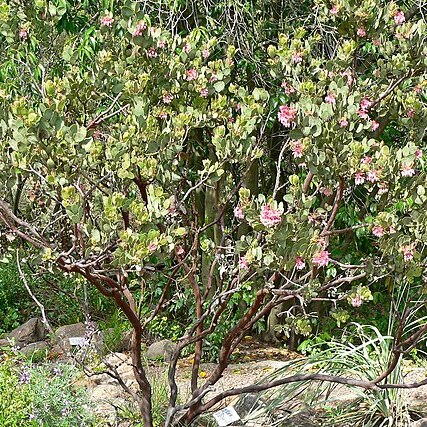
{"left": 0, "top": 349, "right": 99, "bottom": 427}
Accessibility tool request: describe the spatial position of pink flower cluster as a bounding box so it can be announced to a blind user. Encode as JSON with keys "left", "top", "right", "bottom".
{"left": 325, "top": 92, "right": 336, "bottom": 104}
{"left": 401, "top": 245, "right": 414, "bottom": 262}
{"left": 372, "top": 225, "right": 384, "bottom": 237}
{"left": 401, "top": 163, "right": 415, "bottom": 177}
{"left": 295, "top": 256, "right": 305, "bottom": 270}
{"left": 339, "top": 118, "right": 349, "bottom": 128}
{"left": 202, "top": 49, "right": 210, "bottom": 59}
{"left": 234, "top": 205, "right": 244, "bottom": 220}
{"left": 291, "top": 140, "right": 304, "bottom": 158}
{"left": 147, "top": 47, "right": 158, "bottom": 58}
{"left": 292, "top": 52, "right": 303, "bottom": 64}
{"left": 358, "top": 97, "right": 372, "bottom": 119}
{"left": 200, "top": 88, "right": 209, "bottom": 98}
{"left": 238, "top": 256, "right": 250, "bottom": 270}
{"left": 330, "top": 5, "right": 339, "bottom": 15}
{"left": 163, "top": 93, "right": 174, "bottom": 104}
{"left": 185, "top": 69, "right": 198, "bottom": 81}
{"left": 19, "top": 28, "right": 28, "bottom": 40}
{"left": 281, "top": 81, "right": 296, "bottom": 95}
{"left": 278, "top": 105, "right": 297, "bottom": 127}
{"left": 133, "top": 21, "right": 147, "bottom": 36}
{"left": 357, "top": 27, "right": 366, "bottom": 37}
{"left": 394, "top": 11, "right": 405, "bottom": 25}
{"left": 371, "top": 121, "right": 380, "bottom": 131}
{"left": 100, "top": 15, "right": 114, "bottom": 27}
{"left": 312, "top": 250, "right": 330, "bottom": 267}
{"left": 351, "top": 294, "right": 362, "bottom": 308}
{"left": 260, "top": 204, "right": 282, "bottom": 227}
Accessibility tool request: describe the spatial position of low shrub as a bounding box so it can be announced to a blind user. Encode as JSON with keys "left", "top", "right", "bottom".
{"left": 0, "top": 349, "right": 99, "bottom": 427}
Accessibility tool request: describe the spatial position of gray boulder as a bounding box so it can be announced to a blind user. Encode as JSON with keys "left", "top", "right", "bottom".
{"left": 55, "top": 322, "right": 87, "bottom": 352}
{"left": 7, "top": 318, "right": 46, "bottom": 345}
{"left": 20, "top": 341, "right": 49, "bottom": 356}
{"left": 412, "top": 419, "right": 427, "bottom": 427}
{"left": 146, "top": 339, "right": 176, "bottom": 362}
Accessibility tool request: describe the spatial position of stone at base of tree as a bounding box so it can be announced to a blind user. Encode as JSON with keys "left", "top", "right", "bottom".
{"left": 413, "top": 419, "right": 427, "bottom": 427}
{"left": 54, "top": 322, "right": 103, "bottom": 353}
{"left": 118, "top": 330, "right": 133, "bottom": 352}
{"left": 19, "top": 341, "right": 49, "bottom": 356}
{"left": 146, "top": 339, "right": 177, "bottom": 362}
{"left": 6, "top": 318, "right": 47, "bottom": 346}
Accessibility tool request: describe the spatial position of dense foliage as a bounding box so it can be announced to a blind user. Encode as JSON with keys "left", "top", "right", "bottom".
{"left": 0, "top": 0, "right": 427, "bottom": 426}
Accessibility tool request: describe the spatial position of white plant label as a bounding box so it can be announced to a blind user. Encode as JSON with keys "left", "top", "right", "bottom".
{"left": 68, "top": 337, "right": 86, "bottom": 347}
{"left": 212, "top": 406, "right": 240, "bottom": 426}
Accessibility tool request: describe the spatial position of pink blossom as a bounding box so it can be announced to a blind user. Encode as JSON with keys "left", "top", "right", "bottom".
{"left": 159, "top": 111, "right": 168, "bottom": 119}
{"left": 175, "top": 246, "right": 185, "bottom": 255}
{"left": 367, "top": 169, "right": 379, "bottom": 183}
{"left": 209, "top": 74, "right": 217, "bottom": 83}
{"left": 372, "top": 225, "right": 384, "bottom": 237}
{"left": 401, "top": 245, "right": 414, "bottom": 262}
{"left": 351, "top": 294, "right": 362, "bottom": 307}
{"left": 355, "top": 171, "right": 365, "bottom": 185}
{"left": 373, "top": 39, "right": 382, "bottom": 46}
{"left": 357, "top": 27, "right": 366, "bottom": 37}
{"left": 320, "top": 187, "right": 333, "bottom": 197}
{"left": 281, "top": 81, "right": 295, "bottom": 95}
{"left": 414, "top": 85, "right": 422, "bottom": 94}
{"left": 361, "top": 156, "right": 372, "bottom": 165}
{"left": 278, "top": 105, "right": 297, "bottom": 127}
{"left": 228, "top": 116, "right": 235, "bottom": 123}
{"left": 163, "top": 93, "right": 174, "bottom": 104}
{"left": 147, "top": 47, "right": 158, "bottom": 58}
{"left": 330, "top": 5, "right": 339, "bottom": 15}
{"left": 19, "top": 28, "right": 28, "bottom": 40}
{"left": 360, "top": 97, "right": 372, "bottom": 110}
{"left": 200, "top": 88, "right": 209, "bottom": 98}
{"left": 158, "top": 40, "right": 167, "bottom": 49}
{"left": 371, "top": 121, "right": 380, "bottom": 131}
{"left": 339, "top": 118, "right": 349, "bottom": 127}
{"left": 401, "top": 163, "right": 415, "bottom": 177}
{"left": 147, "top": 242, "right": 157, "bottom": 252}
{"left": 394, "top": 11, "right": 406, "bottom": 25}
{"left": 407, "top": 108, "right": 415, "bottom": 118}
{"left": 292, "top": 52, "right": 303, "bottom": 64}
{"left": 415, "top": 148, "right": 423, "bottom": 159}
{"left": 133, "top": 21, "right": 147, "bottom": 36}
{"left": 185, "top": 68, "right": 198, "bottom": 81}
{"left": 312, "top": 250, "right": 330, "bottom": 267}
{"left": 202, "top": 49, "right": 210, "bottom": 59}
{"left": 291, "top": 140, "right": 304, "bottom": 158}
{"left": 295, "top": 256, "right": 306, "bottom": 270}
{"left": 183, "top": 43, "right": 192, "bottom": 53}
{"left": 234, "top": 205, "right": 244, "bottom": 220}
{"left": 325, "top": 92, "right": 336, "bottom": 104}
{"left": 260, "top": 204, "right": 282, "bottom": 227}
{"left": 340, "top": 70, "right": 354, "bottom": 86}
{"left": 238, "top": 256, "right": 250, "bottom": 270}
{"left": 358, "top": 109, "right": 370, "bottom": 119}
{"left": 100, "top": 15, "right": 114, "bottom": 27}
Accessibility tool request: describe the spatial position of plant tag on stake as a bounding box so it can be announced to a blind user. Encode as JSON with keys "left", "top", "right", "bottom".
{"left": 69, "top": 337, "right": 86, "bottom": 347}
{"left": 212, "top": 406, "right": 240, "bottom": 426}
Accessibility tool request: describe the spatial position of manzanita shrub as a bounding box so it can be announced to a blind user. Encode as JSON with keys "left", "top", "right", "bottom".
{"left": 0, "top": 0, "right": 426, "bottom": 426}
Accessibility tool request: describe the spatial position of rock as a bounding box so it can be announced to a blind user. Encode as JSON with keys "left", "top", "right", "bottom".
{"left": 6, "top": 318, "right": 46, "bottom": 345}
{"left": 55, "top": 322, "right": 86, "bottom": 352}
{"left": 118, "top": 330, "right": 133, "bottom": 352}
{"left": 19, "top": 341, "right": 49, "bottom": 356}
{"left": 412, "top": 419, "right": 427, "bottom": 427}
{"left": 0, "top": 338, "right": 11, "bottom": 347}
{"left": 146, "top": 339, "right": 176, "bottom": 362}
{"left": 89, "top": 384, "right": 126, "bottom": 420}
